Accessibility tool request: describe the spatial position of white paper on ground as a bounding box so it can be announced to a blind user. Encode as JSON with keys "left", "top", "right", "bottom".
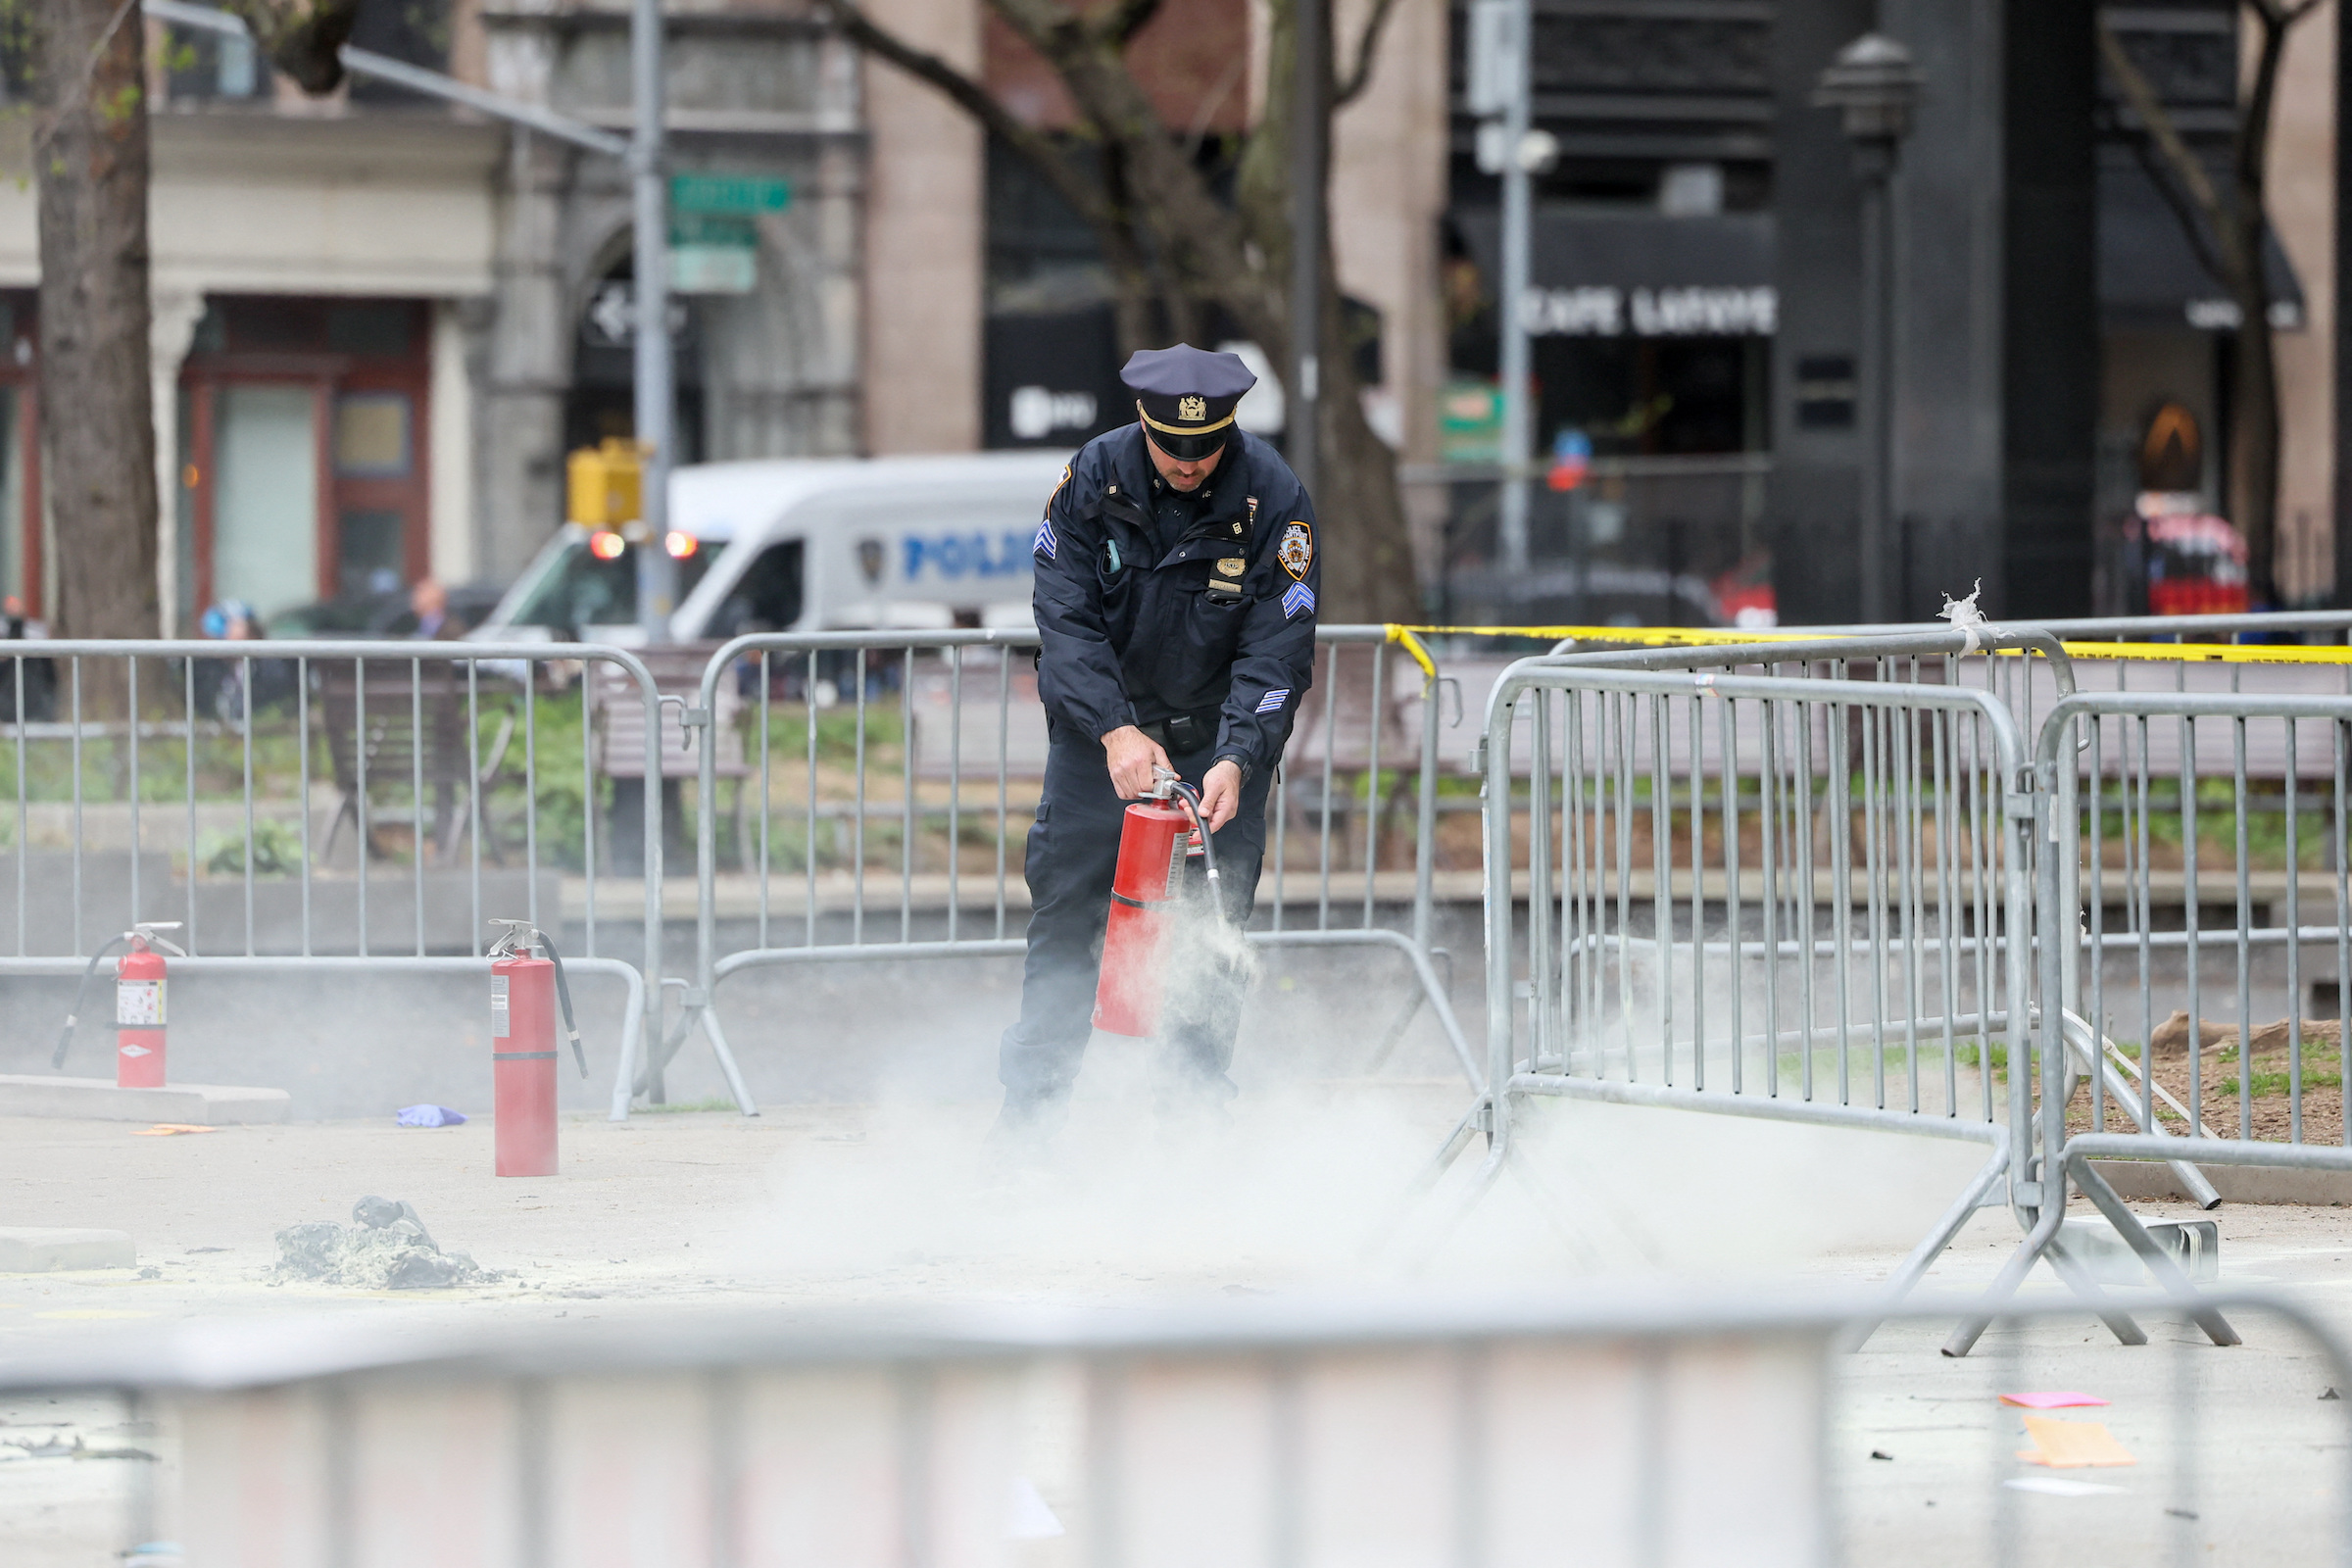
{"left": 1009, "top": 1475, "right": 1066, "bottom": 1539}
{"left": 2003, "top": 1476, "right": 2129, "bottom": 1497}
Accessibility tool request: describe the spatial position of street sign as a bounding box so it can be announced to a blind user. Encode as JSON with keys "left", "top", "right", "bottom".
{"left": 669, "top": 173, "right": 791, "bottom": 216}
{"left": 666, "top": 177, "right": 784, "bottom": 296}
{"left": 1438, "top": 379, "right": 1503, "bottom": 464}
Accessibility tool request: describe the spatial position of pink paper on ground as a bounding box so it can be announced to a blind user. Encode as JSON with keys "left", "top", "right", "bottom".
{"left": 2001, "top": 1392, "right": 2110, "bottom": 1410}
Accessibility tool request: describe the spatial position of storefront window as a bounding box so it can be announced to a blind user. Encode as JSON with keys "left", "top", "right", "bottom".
{"left": 213, "top": 385, "right": 319, "bottom": 620}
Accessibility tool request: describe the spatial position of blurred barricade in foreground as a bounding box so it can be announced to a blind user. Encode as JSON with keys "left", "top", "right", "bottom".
{"left": 6, "top": 1290, "right": 2348, "bottom": 1567}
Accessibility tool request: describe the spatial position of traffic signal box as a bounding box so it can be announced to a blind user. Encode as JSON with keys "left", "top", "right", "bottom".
{"left": 566, "top": 438, "right": 645, "bottom": 529}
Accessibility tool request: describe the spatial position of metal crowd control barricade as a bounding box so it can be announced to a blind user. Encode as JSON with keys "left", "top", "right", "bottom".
{"left": 0, "top": 639, "right": 667, "bottom": 1094}
{"left": 12, "top": 1289, "right": 2352, "bottom": 1566}
{"left": 634, "top": 626, "right": 1475, "bottom": 1117}
{"left": 1939, "top": 680, "right": 2352, "bottom": 1356}
{"left": 1421, "top": 650, "right": 2058, "bottom": 1310}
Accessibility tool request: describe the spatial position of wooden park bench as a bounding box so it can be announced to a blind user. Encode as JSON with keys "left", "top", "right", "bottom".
{"left": 317, "top": 660, "right": 514, "bottom": 863}
{"left": 588, "top": 645, "right": 750, "bottom": 872}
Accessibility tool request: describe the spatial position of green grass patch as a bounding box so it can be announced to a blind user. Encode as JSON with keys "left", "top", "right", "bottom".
{"left": 2221, "top": 1069, "right": 2345, "bottom": 1098}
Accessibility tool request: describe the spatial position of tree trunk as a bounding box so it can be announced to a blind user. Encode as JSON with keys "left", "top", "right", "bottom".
{"left": 2228, "top": 8, "right": 2297, "bottom": 609}
{"left": 37, "top": 0, "right": 159, "bottom": 643}
{"left": 2229, "top": 267, "right": 2282, "bottom": 606}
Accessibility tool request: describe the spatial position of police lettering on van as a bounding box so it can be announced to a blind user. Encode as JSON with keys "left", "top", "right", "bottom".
{"left": 901, "top": 532, "right": 1034, "bottom": 582}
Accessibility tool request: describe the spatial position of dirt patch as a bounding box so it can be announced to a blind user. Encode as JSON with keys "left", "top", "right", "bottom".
{"left": 2069, "top": 1011, "right": 2349, "bottom": 1146}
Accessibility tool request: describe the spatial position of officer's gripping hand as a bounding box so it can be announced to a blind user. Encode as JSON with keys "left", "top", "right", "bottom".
{"left": 1200, "top": 760, "right": 1243, "bottom": 832}
{"left": 1101, "top": 725, "right": 1171, "bottom": 798}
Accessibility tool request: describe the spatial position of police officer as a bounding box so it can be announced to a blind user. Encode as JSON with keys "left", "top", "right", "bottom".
{"left": 996, "top": 343, "right": 1322, "bottom": 1139}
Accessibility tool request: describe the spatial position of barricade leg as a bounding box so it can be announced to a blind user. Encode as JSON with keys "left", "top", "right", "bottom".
{"left": 2057, "top": 1009, "right": 2221, "bottom": 1209}
{"left": 2069, "top": 1155, "right": 2240, "bottom": 1347}
{"left": 631, "top": 998, "right": 758, "bottom": 1116}
{"left": 1942, "top": 1178, "right": 2149, "bottom": 1357}
{"left": 1843, "top": 1137, "right": 2013, "bottom": 1350}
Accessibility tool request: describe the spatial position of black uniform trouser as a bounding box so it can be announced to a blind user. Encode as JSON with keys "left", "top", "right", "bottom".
{"left": 999, "top": 717, "right": 1273, "bottom": 1104}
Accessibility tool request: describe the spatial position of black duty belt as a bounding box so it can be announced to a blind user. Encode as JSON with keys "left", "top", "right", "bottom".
{"left": 1137, "top": 710, "right": 1220, "bottom": 755}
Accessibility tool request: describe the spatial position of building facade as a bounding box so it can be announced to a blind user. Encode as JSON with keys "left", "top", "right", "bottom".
{"left": 0, "top": 0, "right": 1451, "bottom": 631}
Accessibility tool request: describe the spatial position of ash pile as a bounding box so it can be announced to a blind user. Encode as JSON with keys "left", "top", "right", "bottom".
{"left": 271, "top": 1196, "right": 497, "bottom": 1290}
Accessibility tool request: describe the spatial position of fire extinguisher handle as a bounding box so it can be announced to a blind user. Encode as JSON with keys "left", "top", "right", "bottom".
{"left": 534, "top": 929, "right": 588, "bottom": 1078}
{"left": 53, "top": 935, "right": 129, "bottom": 1069}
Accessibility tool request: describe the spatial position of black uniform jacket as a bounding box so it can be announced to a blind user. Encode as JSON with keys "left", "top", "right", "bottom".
{"left": 1030, "top": 425, "right": 1321, "bottom": 781}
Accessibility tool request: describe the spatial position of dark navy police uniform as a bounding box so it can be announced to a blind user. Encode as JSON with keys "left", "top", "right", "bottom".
{"left": 1000, "top": 346, "right": 1322, "bottom": 1116}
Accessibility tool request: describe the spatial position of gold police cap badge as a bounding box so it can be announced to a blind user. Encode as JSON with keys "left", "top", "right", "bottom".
{"left": 1177, "top": 394, "right": 1207, "bottom": 422}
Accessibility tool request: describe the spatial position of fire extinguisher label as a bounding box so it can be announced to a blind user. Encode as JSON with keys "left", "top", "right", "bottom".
{"left": 1164, "top": 831, "right": 1187, "bottom": 895}
{"left": 116, "top": 980, "right": 165, "bottom": 1027}
{"left": 490, "top": 975, "right": 510, "bottom": 1039}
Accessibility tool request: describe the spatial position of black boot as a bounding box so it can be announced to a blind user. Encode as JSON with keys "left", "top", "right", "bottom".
{"left": 984, "top": 1086, "right": 1071, "bottom": 1164}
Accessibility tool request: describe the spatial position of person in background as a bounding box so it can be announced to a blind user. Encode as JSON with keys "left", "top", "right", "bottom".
{"left": 409, "top": 577, "right": 453, "bottom": 639}
{"left": 197, "top": 600, "right": 263, "bottom": 724}
{"left": 0, "top": 593, "right": 55, "bottom": 721}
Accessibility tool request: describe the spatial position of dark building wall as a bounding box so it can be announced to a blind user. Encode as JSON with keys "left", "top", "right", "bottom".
{"left": 1772, "top": 0, "right": 2098, "bottom": 624}
{"left": 1884, "top": 0, "right": 2003, "bottom": 615}
{"left": 1765, "top": 0, "right": 1870, "bottom": 624}
{"left": 2002, "top": 0, "right": 2099, "bottom": 619}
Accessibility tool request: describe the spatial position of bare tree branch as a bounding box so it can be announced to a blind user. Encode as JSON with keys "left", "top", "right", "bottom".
{"left": 808, "top": 0, "right": 1121, "bottom": 236}
{"left": 2096, "top": 16, "right": 2240, "bottom": 277}
{"left": 2112, "top": 113, "right": 2229, "bottom": 285}
{"left": 1334, "top": 0, "right": 1402, "bottom": 107}
{"left": 216, "top": 0, "right": 360, "bottom": 93}
{"left": 1091, "top": 0, "right": 1159, "bottom": 46}
{"left": 990, "top": 0, "right": 1282, "bottom": 334}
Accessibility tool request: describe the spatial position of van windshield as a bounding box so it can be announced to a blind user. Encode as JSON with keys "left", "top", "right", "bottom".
{"left": 508, "top": 537, "right": 714, "bottom": 633}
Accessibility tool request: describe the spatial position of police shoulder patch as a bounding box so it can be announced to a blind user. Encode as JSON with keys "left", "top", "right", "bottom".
{"left": 1278, "top": 520, "right": 1312, "bottom": 581}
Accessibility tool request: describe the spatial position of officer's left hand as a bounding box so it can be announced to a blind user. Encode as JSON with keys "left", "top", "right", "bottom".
{"left": 1200, "top": 760, "right": 1244, "bottom": 832}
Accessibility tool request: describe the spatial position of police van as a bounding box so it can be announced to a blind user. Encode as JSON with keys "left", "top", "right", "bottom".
{"left": 474, "top": 451, "right": 1069, "bottom": 644}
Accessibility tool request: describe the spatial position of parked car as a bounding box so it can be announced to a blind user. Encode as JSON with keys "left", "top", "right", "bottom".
{"left": 270, "top": 582, "right": 504, "bottom": 641}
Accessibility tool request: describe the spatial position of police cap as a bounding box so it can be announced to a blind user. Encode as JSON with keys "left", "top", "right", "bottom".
{"left": 1122, "top": 343, "right": 1256, "bottom": 461}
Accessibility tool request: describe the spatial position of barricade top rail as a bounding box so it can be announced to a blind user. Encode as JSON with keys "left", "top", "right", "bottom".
{"left": 0, "top": 637, "right": 660, "bottom": 676}
{"left": 1403, "top": 608, "right": 2352, "bottom": 643}
{"left": 693, "top": 623, "right": 1408, "bottom": 704}
{"left": 5, "top": 1282, "right": 2343, "bottom": 1392}
{"left": 2034, "top": 687, "right": 2352, "bottom": 766}
{"left": 1480, "top": 658, "right": 2034, "bottom": 775}
{"left": 1390, "top": 616, "right": 2352, "bottom": 667}
{"left": 1535, "top": 625, "right": 2079, "bottom": 693}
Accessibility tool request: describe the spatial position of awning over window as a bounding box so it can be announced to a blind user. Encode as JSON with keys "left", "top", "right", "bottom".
{"left": 1453, "top": 208, "right": 1777, "bottom": 340}
{"left": 2100, "top": 155, "right": 2304, "bottom": 331}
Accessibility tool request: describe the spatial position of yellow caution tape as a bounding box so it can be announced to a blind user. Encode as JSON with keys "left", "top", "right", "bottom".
{"left": 2056, "top": 639, "right": 2352, "bottom": 665}
{"left": 1382, "top": 623, "right": 2352, "bottom": 667}
{"left": 1385, "top": 625, "right": 1439, "bottom": 683}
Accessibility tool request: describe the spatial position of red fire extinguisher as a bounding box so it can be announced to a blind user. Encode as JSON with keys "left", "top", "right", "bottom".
{"left": 488, "top": 920, "right": 586, "bottom": 1177}
{"left": 53, "top": 922, "right": 185, "bottom": 1086}
{"left": 1094, "top": 769, "right": 1218, "bottom": 1038}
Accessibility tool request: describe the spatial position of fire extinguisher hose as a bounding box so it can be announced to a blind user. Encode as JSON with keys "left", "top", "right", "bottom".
{"left": 534, "top": 929, "right": 588, "bottom": 1079}
{"left": 52, "top": 935, "right": 130, "bottom": 1069}
{"left": 1143, "top": 768, "right": 1219, "bottom": 893}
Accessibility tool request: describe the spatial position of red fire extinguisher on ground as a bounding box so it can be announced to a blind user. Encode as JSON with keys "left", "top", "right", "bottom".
{"left": 1094, "top": 768, "right": 1218, "bottom": 1038}
{"left": 53, "top": 922, "right": 185, "bottom": 1086}
{"left": 488, "top": 920, "right": 586, "bottom": 1177}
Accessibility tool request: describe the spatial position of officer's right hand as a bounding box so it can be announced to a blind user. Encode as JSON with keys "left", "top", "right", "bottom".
{"left": 1101, "top": 725, "right": 1171, "bottom": 798}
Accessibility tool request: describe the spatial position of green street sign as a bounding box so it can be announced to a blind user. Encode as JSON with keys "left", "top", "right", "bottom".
{"left": 669, "top": 212, "right": 758, "bottom": 249}
{"left": 669, "top": 173, "right": 791, "bottom": 216}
